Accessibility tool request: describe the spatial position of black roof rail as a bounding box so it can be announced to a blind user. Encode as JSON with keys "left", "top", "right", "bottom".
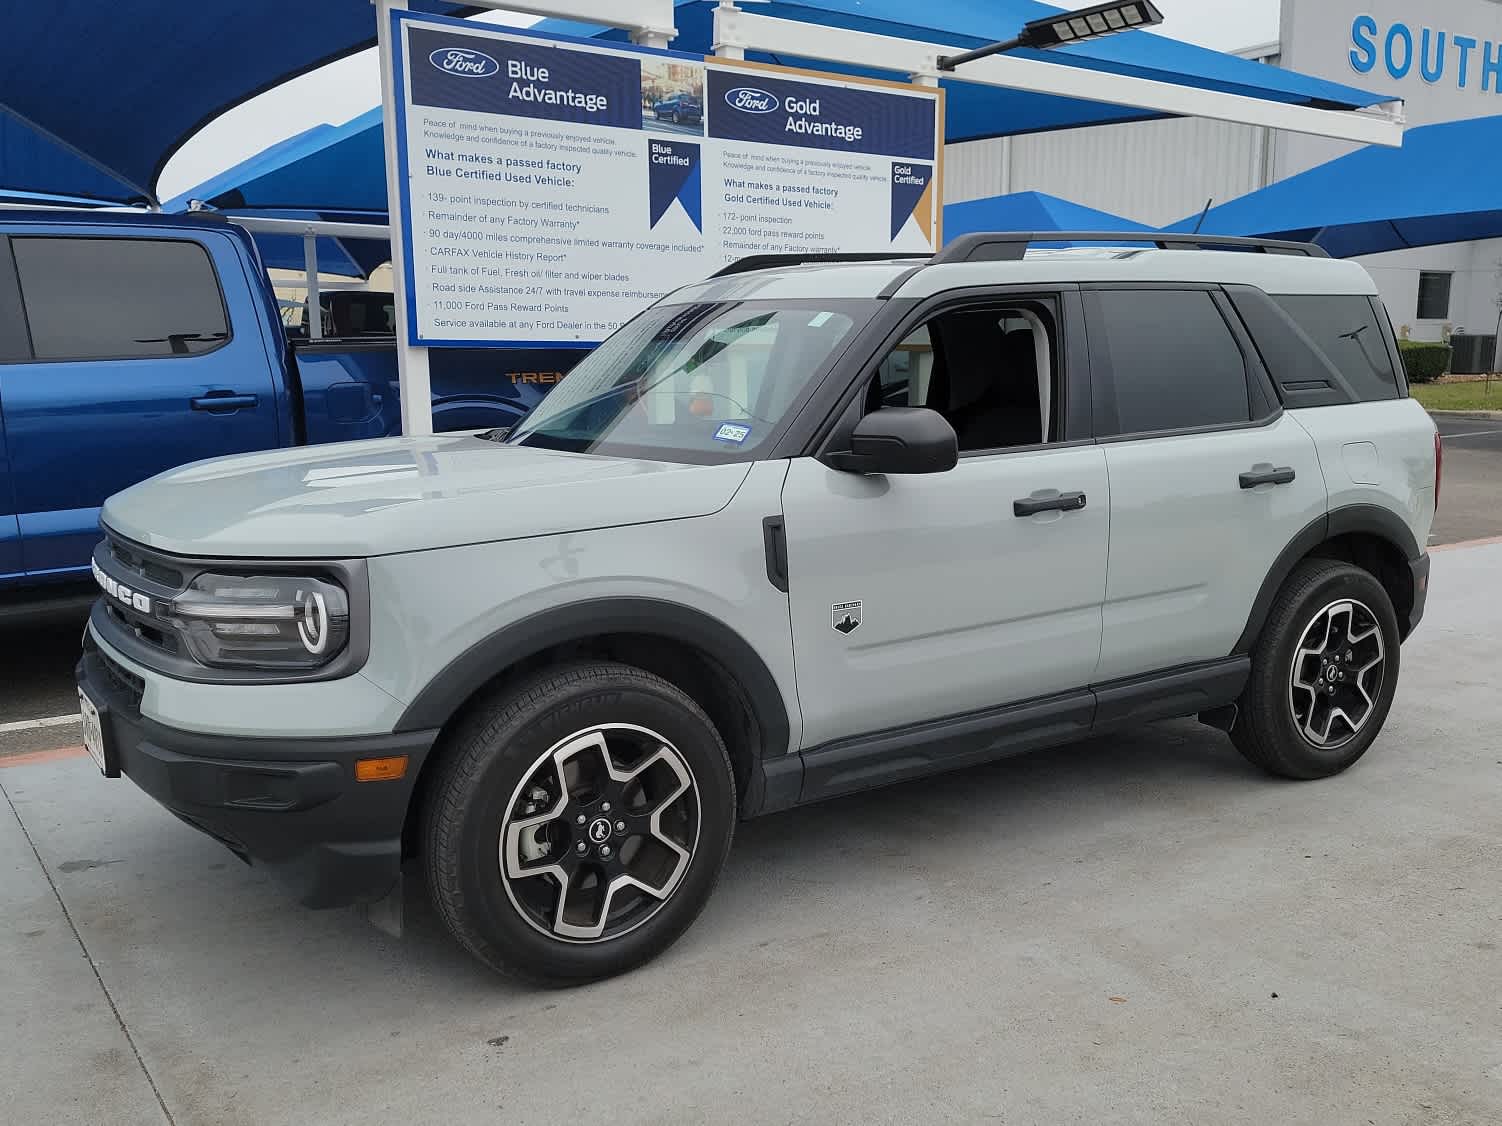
{"left": 932, "top": 232, "right": 1330, "bottom": 263}
{"left": 712, "top": 251, "right": 931, "bottom": 278}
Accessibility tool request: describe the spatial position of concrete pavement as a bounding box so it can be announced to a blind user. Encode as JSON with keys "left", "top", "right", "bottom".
{"left": 3, "top": 542, "right": 1500, "bottom": 1125}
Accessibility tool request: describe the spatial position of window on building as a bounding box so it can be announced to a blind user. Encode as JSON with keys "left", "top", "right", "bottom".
{"left": 1269, "top": 294, "right": 1399, "bottom": 402}
{"left": 1416, "top": 271, "right": 1452, "bottom": 321}
{"left": 1092, "top": 289, "right": 1251, "bottom": 435}
{"left": 11, "top": 237, "right": 229, "bottom": 361}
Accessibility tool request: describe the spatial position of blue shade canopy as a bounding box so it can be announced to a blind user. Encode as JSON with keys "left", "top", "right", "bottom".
{"left": 1165, "top": 116, "right": 1502, "bottom": 259}
{"left": 0, "top": 1, "right": 475, "bottom": 206}
{"left": 2, "top": 1, "right": 1396, "bottom": 207}
{"left": 163, "top": 110, "right": 387, "bottom": 214}
{"left": 944, "top": 191, "right": 1152, "bottom": 240}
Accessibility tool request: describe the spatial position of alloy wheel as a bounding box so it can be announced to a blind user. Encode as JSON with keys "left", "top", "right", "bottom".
{"left": 1286, "top": 598, "right": 1386, "bottom": 750}
{"left": 499, "top": 724, "right": 701, "bottom": 942}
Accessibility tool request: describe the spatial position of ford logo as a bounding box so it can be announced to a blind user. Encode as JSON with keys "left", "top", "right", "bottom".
{"left": 725, "top": 87, "right": 780, "bottom": 113}
{"left": 429, "top": 47, "right": 500, "bottom": 77}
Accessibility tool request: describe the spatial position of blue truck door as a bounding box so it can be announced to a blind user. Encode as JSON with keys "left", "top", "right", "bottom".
{"left": 0, "top": 238, "right": 27, "bottom": 582}
{"left": 2, "top": 229, "right": 282, "bottom": 578}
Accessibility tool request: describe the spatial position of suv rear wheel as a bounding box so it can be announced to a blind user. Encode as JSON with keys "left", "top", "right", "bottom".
{"left": 1233, "top": 559, "right": 1401, "bottom": 780}
{"left": 422, "top": 661, "right": 736, "bottom": 983}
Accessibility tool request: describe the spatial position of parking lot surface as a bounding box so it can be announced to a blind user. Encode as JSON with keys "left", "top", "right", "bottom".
{"left": 3, "top": 541, "right": 1500, "bottom": 1126}
{"left": 1432, "top": 413, "right": 1502, "bottom": 545}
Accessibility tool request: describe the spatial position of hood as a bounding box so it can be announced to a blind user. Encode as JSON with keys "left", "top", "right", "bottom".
{"left": 101, "top": 435, "right": 753, "bottom": 558}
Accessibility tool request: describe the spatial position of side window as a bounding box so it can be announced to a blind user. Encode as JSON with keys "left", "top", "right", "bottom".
{"left": 867, "top": 302, "right": 1058, "bottom": 454}
{"left": 1270, "top": 295, "right": 1399, "bottom": 402}
{"left": 11, "top": 236, "right": 230, "bottom": 361}
{"left": 1093, "top": 289, "right": 1250, "bottom": 436}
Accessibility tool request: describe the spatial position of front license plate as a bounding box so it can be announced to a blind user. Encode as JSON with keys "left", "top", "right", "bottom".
{"left": 78, "top": 689, "right": 116, "bottom": 777}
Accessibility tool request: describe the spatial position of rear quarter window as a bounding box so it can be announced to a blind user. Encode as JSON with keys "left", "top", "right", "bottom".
{"left": 1271, "top": 294, "right": 1399, "bottom": 403}
{"left": 1227, "top": 288, "right": 1399, "bottom": 407}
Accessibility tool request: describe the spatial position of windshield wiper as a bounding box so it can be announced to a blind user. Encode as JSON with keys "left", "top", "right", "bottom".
{"left": 476, "top": 426, "right": 511, "bottom": 443}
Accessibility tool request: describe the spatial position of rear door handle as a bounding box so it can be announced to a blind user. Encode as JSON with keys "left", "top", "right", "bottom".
{"left": 1239, "top": 466, "right": 1296, "bottom": 489}
{"left": 191, "top": 392, "right": 260, "bottom": 412}
{"left": 1013, "top": 491, "right": 1087, "bottom": 517}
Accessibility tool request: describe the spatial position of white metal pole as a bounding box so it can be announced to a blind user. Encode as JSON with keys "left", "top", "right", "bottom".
{"left": 375, "top": 0, "right": 434, "bottom": 437}
{"left": 303, "top": 233, "right": 323, "bottom": 341}
{"left": 712, "top": 1, "right": 745, "bottom": 59}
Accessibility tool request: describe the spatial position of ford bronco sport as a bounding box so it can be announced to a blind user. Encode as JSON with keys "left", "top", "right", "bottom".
{"left": 78, "top": 233, "right": 1440, "bottom": 983}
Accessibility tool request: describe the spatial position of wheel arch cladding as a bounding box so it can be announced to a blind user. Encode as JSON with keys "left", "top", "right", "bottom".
{"left": 1235, "top": 505, "right": 1421, "bottom": 654}
{"left": 394, "top": 598, "right": 791, "bottom": 818}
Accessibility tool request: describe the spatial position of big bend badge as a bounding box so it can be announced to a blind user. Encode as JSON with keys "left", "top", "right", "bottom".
{"left": 831, "top": 600, "right": 863, "bottom": 636}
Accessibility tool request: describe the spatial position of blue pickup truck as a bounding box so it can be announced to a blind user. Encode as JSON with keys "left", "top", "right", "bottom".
{"left": 0, "top": 210, "right": 584, "bottom": 597}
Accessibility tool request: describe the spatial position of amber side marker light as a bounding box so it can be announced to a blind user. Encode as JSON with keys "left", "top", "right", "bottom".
{"left": 355, "top": 755, "right": 409, "bottom": 782}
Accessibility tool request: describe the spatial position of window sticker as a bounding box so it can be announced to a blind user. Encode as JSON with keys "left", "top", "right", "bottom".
{"left": 713, "top": 422, "right": 752, "bottom": 444}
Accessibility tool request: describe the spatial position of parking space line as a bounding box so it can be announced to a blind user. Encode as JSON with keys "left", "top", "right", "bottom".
{"left": 1438, "top": 428, "right": 1502, "bottom": 439}
{"left": 0, "top": 714, "right": 80, "bottom": 734}
{"left": 0, "top": 746, "right": 88, "bottom": 769}
{"left": 1423, "top": 537, "right": 1502, "bottom": 555}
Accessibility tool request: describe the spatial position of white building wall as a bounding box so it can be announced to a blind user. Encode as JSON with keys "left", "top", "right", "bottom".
{"left": 944, "top": 117, "right": 1268, "bottom": 227}
{"left": 1359, "top": 239, "right": 1502, "bottom": 342}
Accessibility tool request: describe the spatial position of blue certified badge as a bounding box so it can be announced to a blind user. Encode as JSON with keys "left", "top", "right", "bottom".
{"left": 713, "top": 422, "right": 751, "bottom": 444}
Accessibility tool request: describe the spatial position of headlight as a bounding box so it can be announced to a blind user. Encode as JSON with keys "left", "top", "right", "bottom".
{"left": 167, "top": 573, "right": 351, "bottom": 670}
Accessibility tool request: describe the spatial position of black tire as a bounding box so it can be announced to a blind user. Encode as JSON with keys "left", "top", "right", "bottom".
{"left": 421, "top": 661, "right": 736, "bottom": 984}
{"left": 1233, "top": 559, "right": 1401, "bottom": 780}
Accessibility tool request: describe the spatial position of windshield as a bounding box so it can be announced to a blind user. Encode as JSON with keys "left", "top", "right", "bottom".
{"left": 504, "top": 300, "right": 872, "bottom": 461}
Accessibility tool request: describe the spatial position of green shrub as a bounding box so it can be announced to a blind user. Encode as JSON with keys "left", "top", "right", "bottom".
{"left": 1398, "top": 340, "right": 1451, "bottom": 383}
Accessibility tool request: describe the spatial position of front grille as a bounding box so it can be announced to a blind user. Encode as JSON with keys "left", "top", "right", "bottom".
{"left": 103, "top": 601, "right": 181, "bottom": 656}
{"left": 98, "top": 648, "right": 145, "bottom": 714}
{"left": 108, "top": 536, "right": 185, "bottom": 588}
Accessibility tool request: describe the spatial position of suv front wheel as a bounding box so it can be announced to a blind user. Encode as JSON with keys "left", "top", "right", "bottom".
{"left": 1233, "top": 559, "right": 1401, "bottom": 780}
{"left": 422, "top": 661, "right": 737, "bottom": 983}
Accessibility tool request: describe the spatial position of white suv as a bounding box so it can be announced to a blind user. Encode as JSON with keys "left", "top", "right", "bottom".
{"left": 80, "top": 234, "right": 1440, "bottom": 983}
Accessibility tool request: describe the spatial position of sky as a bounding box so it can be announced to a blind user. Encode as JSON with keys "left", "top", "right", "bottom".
{"left": 156, "top": 0, "right": 1284, "bottom": 201}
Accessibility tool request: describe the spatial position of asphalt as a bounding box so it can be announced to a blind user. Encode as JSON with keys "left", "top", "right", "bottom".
{"left": 0, "top": 413, "right": 1498, "bottom": 746}
{"left": 3, "top": 540, "right": 1500, "bottom": 1125}
{"left": 1431, "top": 414, "right": 1502, "bottom": 546}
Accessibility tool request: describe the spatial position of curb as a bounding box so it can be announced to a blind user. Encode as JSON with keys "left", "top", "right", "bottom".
{"left": 1426, "top": 409, "right": 1502, "bottom": 420}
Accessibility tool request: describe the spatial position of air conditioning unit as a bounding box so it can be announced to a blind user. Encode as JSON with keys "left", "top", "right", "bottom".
{"left": 1447, "top": 334, "right": 1496, "bottom": 375}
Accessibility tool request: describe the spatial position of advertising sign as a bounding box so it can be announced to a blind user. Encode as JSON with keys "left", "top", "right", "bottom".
{"left": 391, "top": 12, "right": 943, "bottom": 347}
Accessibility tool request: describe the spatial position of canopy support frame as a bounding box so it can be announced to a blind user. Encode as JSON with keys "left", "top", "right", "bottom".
{"left": 712, "top": 8, "right": 1406, "bottom": 148}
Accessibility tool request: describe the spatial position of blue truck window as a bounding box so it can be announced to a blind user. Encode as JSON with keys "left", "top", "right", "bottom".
{"left": 11, "top": 236, "right": 230, "bottom": 361}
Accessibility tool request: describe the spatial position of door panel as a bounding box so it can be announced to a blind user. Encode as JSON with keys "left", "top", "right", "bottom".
{"left": 781, "top": 448, "right": 1109, "bottom": 749}
{"left": 1097, "top": 413, "right": 1326, "bottom": 681}
{"left": 4, "top": 232, "right": 281, "bottom": 576}
{"left": 0, "top": 406, "right": 18, "bottom": 582}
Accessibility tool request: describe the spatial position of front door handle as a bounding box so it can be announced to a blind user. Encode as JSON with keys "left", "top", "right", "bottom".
{"left": 191, "top": 392, "right": 260, "bottom": 412}
{"left": 1013, "top": 491, "right": 1087, "bottom": 517}
{"left": 1239, "top": 466, "right": 1296, "bottom": 489}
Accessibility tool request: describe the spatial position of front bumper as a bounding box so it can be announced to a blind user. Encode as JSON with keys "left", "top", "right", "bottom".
{"left": 77, "top": 645, "right": 438, "bottom": 908}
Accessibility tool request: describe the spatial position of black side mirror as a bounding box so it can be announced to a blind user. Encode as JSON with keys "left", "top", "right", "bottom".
{"left": 823, "top": 407, "right": 958, "bottom": 475}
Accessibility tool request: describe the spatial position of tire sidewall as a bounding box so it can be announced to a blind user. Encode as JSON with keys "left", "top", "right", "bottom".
{"left": 445, "top": 673, "right": 735, "bottom": 981}
{"left": 1258, "top": 565, "right": 1402, "bottom": 772}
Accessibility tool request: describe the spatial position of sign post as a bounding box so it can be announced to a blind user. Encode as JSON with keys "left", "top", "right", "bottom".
{"left": 376, "top": 0, "right": 433, "bottom": 437}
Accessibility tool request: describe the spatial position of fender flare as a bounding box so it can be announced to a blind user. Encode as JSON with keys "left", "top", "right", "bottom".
{"left": 393, "top": 597, "right": 792, "bottom": 759}
{"left": 1234, "top": 504, "right": 1421, "bottom": 654}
